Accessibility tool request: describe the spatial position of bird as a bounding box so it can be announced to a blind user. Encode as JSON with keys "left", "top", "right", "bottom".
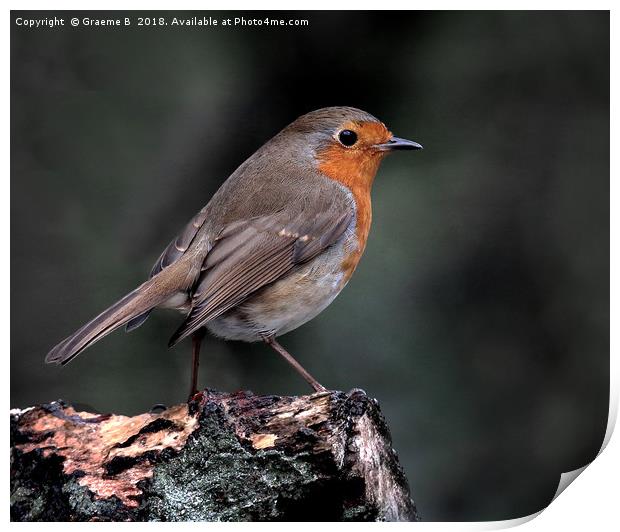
{"left": 46, "top": 106, "right": 422, "bottom": 398}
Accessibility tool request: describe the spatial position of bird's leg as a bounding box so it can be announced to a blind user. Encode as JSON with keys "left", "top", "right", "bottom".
{"left": 262, "top": 335, "right": 327, "bottom": 393}
{"left": 189, "top": 328, "right": 206, "bottom": 400}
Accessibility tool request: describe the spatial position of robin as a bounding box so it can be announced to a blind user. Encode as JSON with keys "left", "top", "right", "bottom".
{"left": 46, "top": 107, "right": 422, "bottom": 397}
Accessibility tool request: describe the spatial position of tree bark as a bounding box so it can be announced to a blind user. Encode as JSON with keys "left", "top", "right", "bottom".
{"left": 10, "top": 388, "right": 419, "bottom": 522}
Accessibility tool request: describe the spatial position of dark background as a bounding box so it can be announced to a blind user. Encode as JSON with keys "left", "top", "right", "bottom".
{"left": 11, "top": 11, "right": 609, "bottom": 521}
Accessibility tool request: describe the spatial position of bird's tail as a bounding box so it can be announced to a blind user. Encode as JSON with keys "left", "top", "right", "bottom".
{"left": 46, "top": 273, "right": 180, "bottom": 366}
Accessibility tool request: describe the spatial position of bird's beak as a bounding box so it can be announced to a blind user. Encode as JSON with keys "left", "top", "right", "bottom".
{"left": 374, "top": 137, "right": 423, "bottom": 151}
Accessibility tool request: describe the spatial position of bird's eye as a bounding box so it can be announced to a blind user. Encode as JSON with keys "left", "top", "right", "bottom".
{"left": 338, "top": 129, "right": 358, "bottom": 147}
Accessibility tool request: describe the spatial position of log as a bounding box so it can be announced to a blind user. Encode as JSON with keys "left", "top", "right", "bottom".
{"left": 10, "top": 388, "right": 419, "bottom": 522}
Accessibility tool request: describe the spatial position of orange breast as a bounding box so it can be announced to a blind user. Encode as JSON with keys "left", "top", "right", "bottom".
{"left": 317, "top": 122, "right": 389, "bottom": 282}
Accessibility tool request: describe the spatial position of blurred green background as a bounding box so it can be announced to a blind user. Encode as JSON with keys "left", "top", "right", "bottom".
{"left": 11, "top": 11, "right": 609, "bottom": 521}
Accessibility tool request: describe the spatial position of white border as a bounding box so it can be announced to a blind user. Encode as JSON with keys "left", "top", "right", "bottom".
{"left": 5, "top": 2, "right": 615, "bottom": 529}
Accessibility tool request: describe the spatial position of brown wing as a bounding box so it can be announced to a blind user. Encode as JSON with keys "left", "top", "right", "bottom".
{"left": 168, "top": 205, "right": 353, "bottom": 346}
{"left": 125, "top": 207, "right": 210, "bottom": 331}
{"left": 149, "top": 207, "right": 210, "bottom": 277}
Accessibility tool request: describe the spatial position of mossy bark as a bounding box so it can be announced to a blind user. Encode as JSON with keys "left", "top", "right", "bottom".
{"left": 10, "top": 389, "right": 419, "bottom": 522}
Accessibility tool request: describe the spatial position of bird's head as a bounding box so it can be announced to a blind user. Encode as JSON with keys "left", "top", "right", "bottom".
{"left": 283, "top": 106, "right": 422, "bottom": 190}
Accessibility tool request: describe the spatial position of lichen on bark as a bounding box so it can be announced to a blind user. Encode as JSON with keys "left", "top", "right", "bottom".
{"left": 11, "top": 389, "right": 419, "bottom": 522}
